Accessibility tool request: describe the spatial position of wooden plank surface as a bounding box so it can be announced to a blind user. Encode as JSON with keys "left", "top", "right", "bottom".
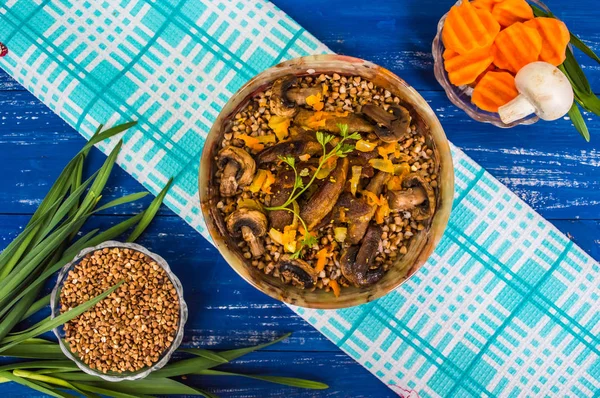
{"left": 1, "top": 0, "right": 599, "bottom": 396}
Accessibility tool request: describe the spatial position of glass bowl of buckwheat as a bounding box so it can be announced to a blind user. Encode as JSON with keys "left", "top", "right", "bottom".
{"left": 50, "top": 241, "right": 188, "bottom": 382}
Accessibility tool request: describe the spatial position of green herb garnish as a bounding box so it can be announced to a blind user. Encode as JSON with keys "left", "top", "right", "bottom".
{"left": 265, "top": 124, "right": 359, "bottom": 258}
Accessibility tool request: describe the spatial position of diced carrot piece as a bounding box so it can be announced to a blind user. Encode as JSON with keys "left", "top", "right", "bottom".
{"left": 472, "top": 71, "right": 519, "bottom": 112}
{"left": 492, "top": 22, "right": 542, "bottom": 73}
{"left": 491, "top": 0, "right": 533, "bottom": 27}
{"left": 315, "top": 248, "right": 328, "bottom": 273}
{"left": 443, "top": 47, "right": 494, "bottom": 86}
{"left": 329, "top": 280, "right": 341, "bottom": 297}
{"left": 524, "top": 17, "right": 570, "bottom": 66}
{"left": 442, "top": 1, "right": 500, "bottom": 55}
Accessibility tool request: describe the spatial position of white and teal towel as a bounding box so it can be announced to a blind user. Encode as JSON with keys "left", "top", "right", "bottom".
{"left": 1, "top": 1, "right": 598, "bottom": 396}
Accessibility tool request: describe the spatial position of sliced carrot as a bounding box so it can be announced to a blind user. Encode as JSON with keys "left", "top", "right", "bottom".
{"left": 471, "top": 71, "right": 519, "bottom": 112}
{"left": 471, "top": 0, "right": 494, "bottom": 13}
{"left": 492, "top": 22, "right": 542, "bottom": 73}
{"left": 443, "top": 47, "right": 494, "bottom": 86}
{"left": 442, "top": 1, "right": 500, "bottom": 55}
{"left": 329, "top": 280, "right": 341, "bottom": 297}
{"left": 491, "top": 0, "right": 533, "bottom": 27}
{"left": 474, "top": 63, "right": 496, "bottom": 86}
{"left": 524, "top": 17, "right": 570, "bottom": 66}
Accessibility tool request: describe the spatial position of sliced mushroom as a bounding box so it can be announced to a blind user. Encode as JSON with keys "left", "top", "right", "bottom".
{"left": 402, "top": 173, "right": 436, "bottom": 221}
{"left": 341, "top": 225, "right": 384, "bottom": 287}
{"left": 267, "top": 170, "right": 295, "bottom": 230}
{"left": 256, "top": 137, "right": 321, "bottom": 165}
{"left": 294, "top": 109, "right": 375, "bottom": 134}
{"left": 269, "top": 76, "right": 299, "bottom": 117}
{"left": 226, "top": 208, "right": 268, "bottom": 258}
{"left": 362, "top": 104, "right": 411, "bottom": 142}
{"left": 278, "top": 255, "right": 318, "bottom": 289}
{"left": 346, "top": 171, "right": 391, "bottom": 244}
{"left": 386, "top": 188, "right": 427, "bottom": 212}
{"left": 218, "top": 146, "right": 256, "bottom": 197}
{"left": 287, "top": 86, "right": 323, "bottom": 105}
{"left": 300, "top": 157, "right": 349, "bottom": 231}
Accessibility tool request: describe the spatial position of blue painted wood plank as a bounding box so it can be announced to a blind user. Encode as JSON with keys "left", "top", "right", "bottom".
{"left": 272, "top": 0, "right": 600, "bottom": 92}
{"left": 1, "top": 89, "right": 599, "bottom": 220}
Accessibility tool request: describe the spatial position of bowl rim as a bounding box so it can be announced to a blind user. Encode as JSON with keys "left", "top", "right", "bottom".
{"left": 199, "top": 54, "right": 454, "bottom": 309}
{"left": 50, "top": 240, "right": 188, "bottom": 382}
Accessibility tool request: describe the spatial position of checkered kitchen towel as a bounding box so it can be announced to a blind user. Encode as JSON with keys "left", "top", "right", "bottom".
{"left": 1, "top": 1, "right": 598, "bottom": 396}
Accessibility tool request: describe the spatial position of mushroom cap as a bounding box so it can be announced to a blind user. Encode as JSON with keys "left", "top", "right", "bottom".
{"left": 403, "top": 173, "right": 436, "bottom": 221}
{"left": 218, "top": 146, "right": 256, "bottom": 187}
{"left": 269, "top": 76, "right": 298, "bottom": 117}
{"left": 362, "top": 104, "right": 411, "bottom": 142}
{"left": 514, "top": 62, "right": 574, "bottom": 121}
{"left": 278, "top": 255, "right": 318, "bottom": 289}
{"left": 340, "top": 225, "right": 384, "bottom": 287}
{"left": 225, "top": 208, "right": 268, "bottom": 238}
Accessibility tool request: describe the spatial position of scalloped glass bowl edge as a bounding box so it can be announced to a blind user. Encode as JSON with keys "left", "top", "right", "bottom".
{"left": 50, "top": 240, "right": 188, "bottom": 382}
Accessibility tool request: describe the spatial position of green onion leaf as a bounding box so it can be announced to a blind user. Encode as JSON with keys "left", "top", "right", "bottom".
{"left": 21, "top": 294, "right": 51, "bottom": 321}
{"left": 0, "top": 343, "right": 66, "bottom": 359}
{"left": 178, "top": 348, "right": 229, "bottom": 364}
{"left": 0, "top": 371, "right": 75, "bottom": 398}
{"left": 80, "top": 121, "right": 137, "bottom": 154}
{"left": 197, "top": 369, "right": 328, "bottom": 390}
{"left": 0, "top": 360, "right": 77, "bottom": 373}
{"left": 568, "top": 102, "right": 591, "bottom": 142}
{"left": 127, "top": 178, "right": 173, "bottom": 242}
{"left": 96, "top": 192, "right": 149, "bottom": 212}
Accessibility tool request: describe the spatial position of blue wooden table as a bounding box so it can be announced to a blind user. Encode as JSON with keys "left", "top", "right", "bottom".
{"left": 1, "top": 0, "right": 599, "bottom": 396}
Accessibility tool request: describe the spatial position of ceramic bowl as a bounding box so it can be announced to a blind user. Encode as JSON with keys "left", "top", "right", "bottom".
{"left": 199, "top": 54, "right": 454, "bottom": 309}
{"left": 432, "top": 0, "right": 551, "bottom": 128}
{"left": 51, "top": 241, "right": 188, "bottom": 382}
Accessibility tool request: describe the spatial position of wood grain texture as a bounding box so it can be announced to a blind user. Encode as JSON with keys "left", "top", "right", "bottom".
{"left": 0, "top": 0, "right": 599, "bottom": 396}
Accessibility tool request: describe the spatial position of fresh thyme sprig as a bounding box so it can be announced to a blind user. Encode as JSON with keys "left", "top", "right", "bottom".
{"left": 264, "top": 124, "right": 360, "bottom": 258}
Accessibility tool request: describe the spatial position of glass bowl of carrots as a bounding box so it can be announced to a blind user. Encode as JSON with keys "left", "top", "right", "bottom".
{"left": 433, "top": 0, "right": 568, "bottom": 128}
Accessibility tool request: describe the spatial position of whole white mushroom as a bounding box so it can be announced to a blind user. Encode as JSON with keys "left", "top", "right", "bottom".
{"left": 498, "top": 61, "right": 574, "bottom": 124}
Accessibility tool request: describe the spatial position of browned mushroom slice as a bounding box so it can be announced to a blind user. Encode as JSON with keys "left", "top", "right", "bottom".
{"left": 362, "top": 104, "right": 411, "bottom": 142}
{"left": 300, "top": 157, "right": 349, "bottom": 231}
{"left": 269, "top": 76, "right": 298, "bottom": 117}
{"left": 267, "top": 170, "right": 295, "bottom": 230}
{"left": 386, "top": 188, "right": 427, "bottom": 211}
{"left": 341, "top": 225, "right": 384, "bottom": 287}
{"left": 226, "top": 208, "right": 268, "bottom": 258}
{"left": 294, "top": 109, "right": 375, "bottom": 134}
{"left": 402, "top": 173, "right": 436, "bottom": 221}
{"left": 279, "top": 255, "right": 318, "bottom": 289}
{"left": 287, "top": 86, "right": 323, "bottom": 105}
{"left": 218, "top": 146, "right": 256, "bottom": 197}
{"left": 256, "top": 138, "right": 322, "bottom": 165}
{"left": 346, "top": 171, "right": 391, "bottom": 244}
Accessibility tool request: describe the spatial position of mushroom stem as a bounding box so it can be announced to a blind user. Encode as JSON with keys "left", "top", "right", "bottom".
{"left": 220, "top": 161, "right": 241, "bottom": 197}
{"left": 497, "top": 94, "right": 537, "bottom": 125}
{"left": 242, "top": 226, "right": 264, "bottom": 257}
{"left": 498, "top": 62, "right": 574, "bottom": 124}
